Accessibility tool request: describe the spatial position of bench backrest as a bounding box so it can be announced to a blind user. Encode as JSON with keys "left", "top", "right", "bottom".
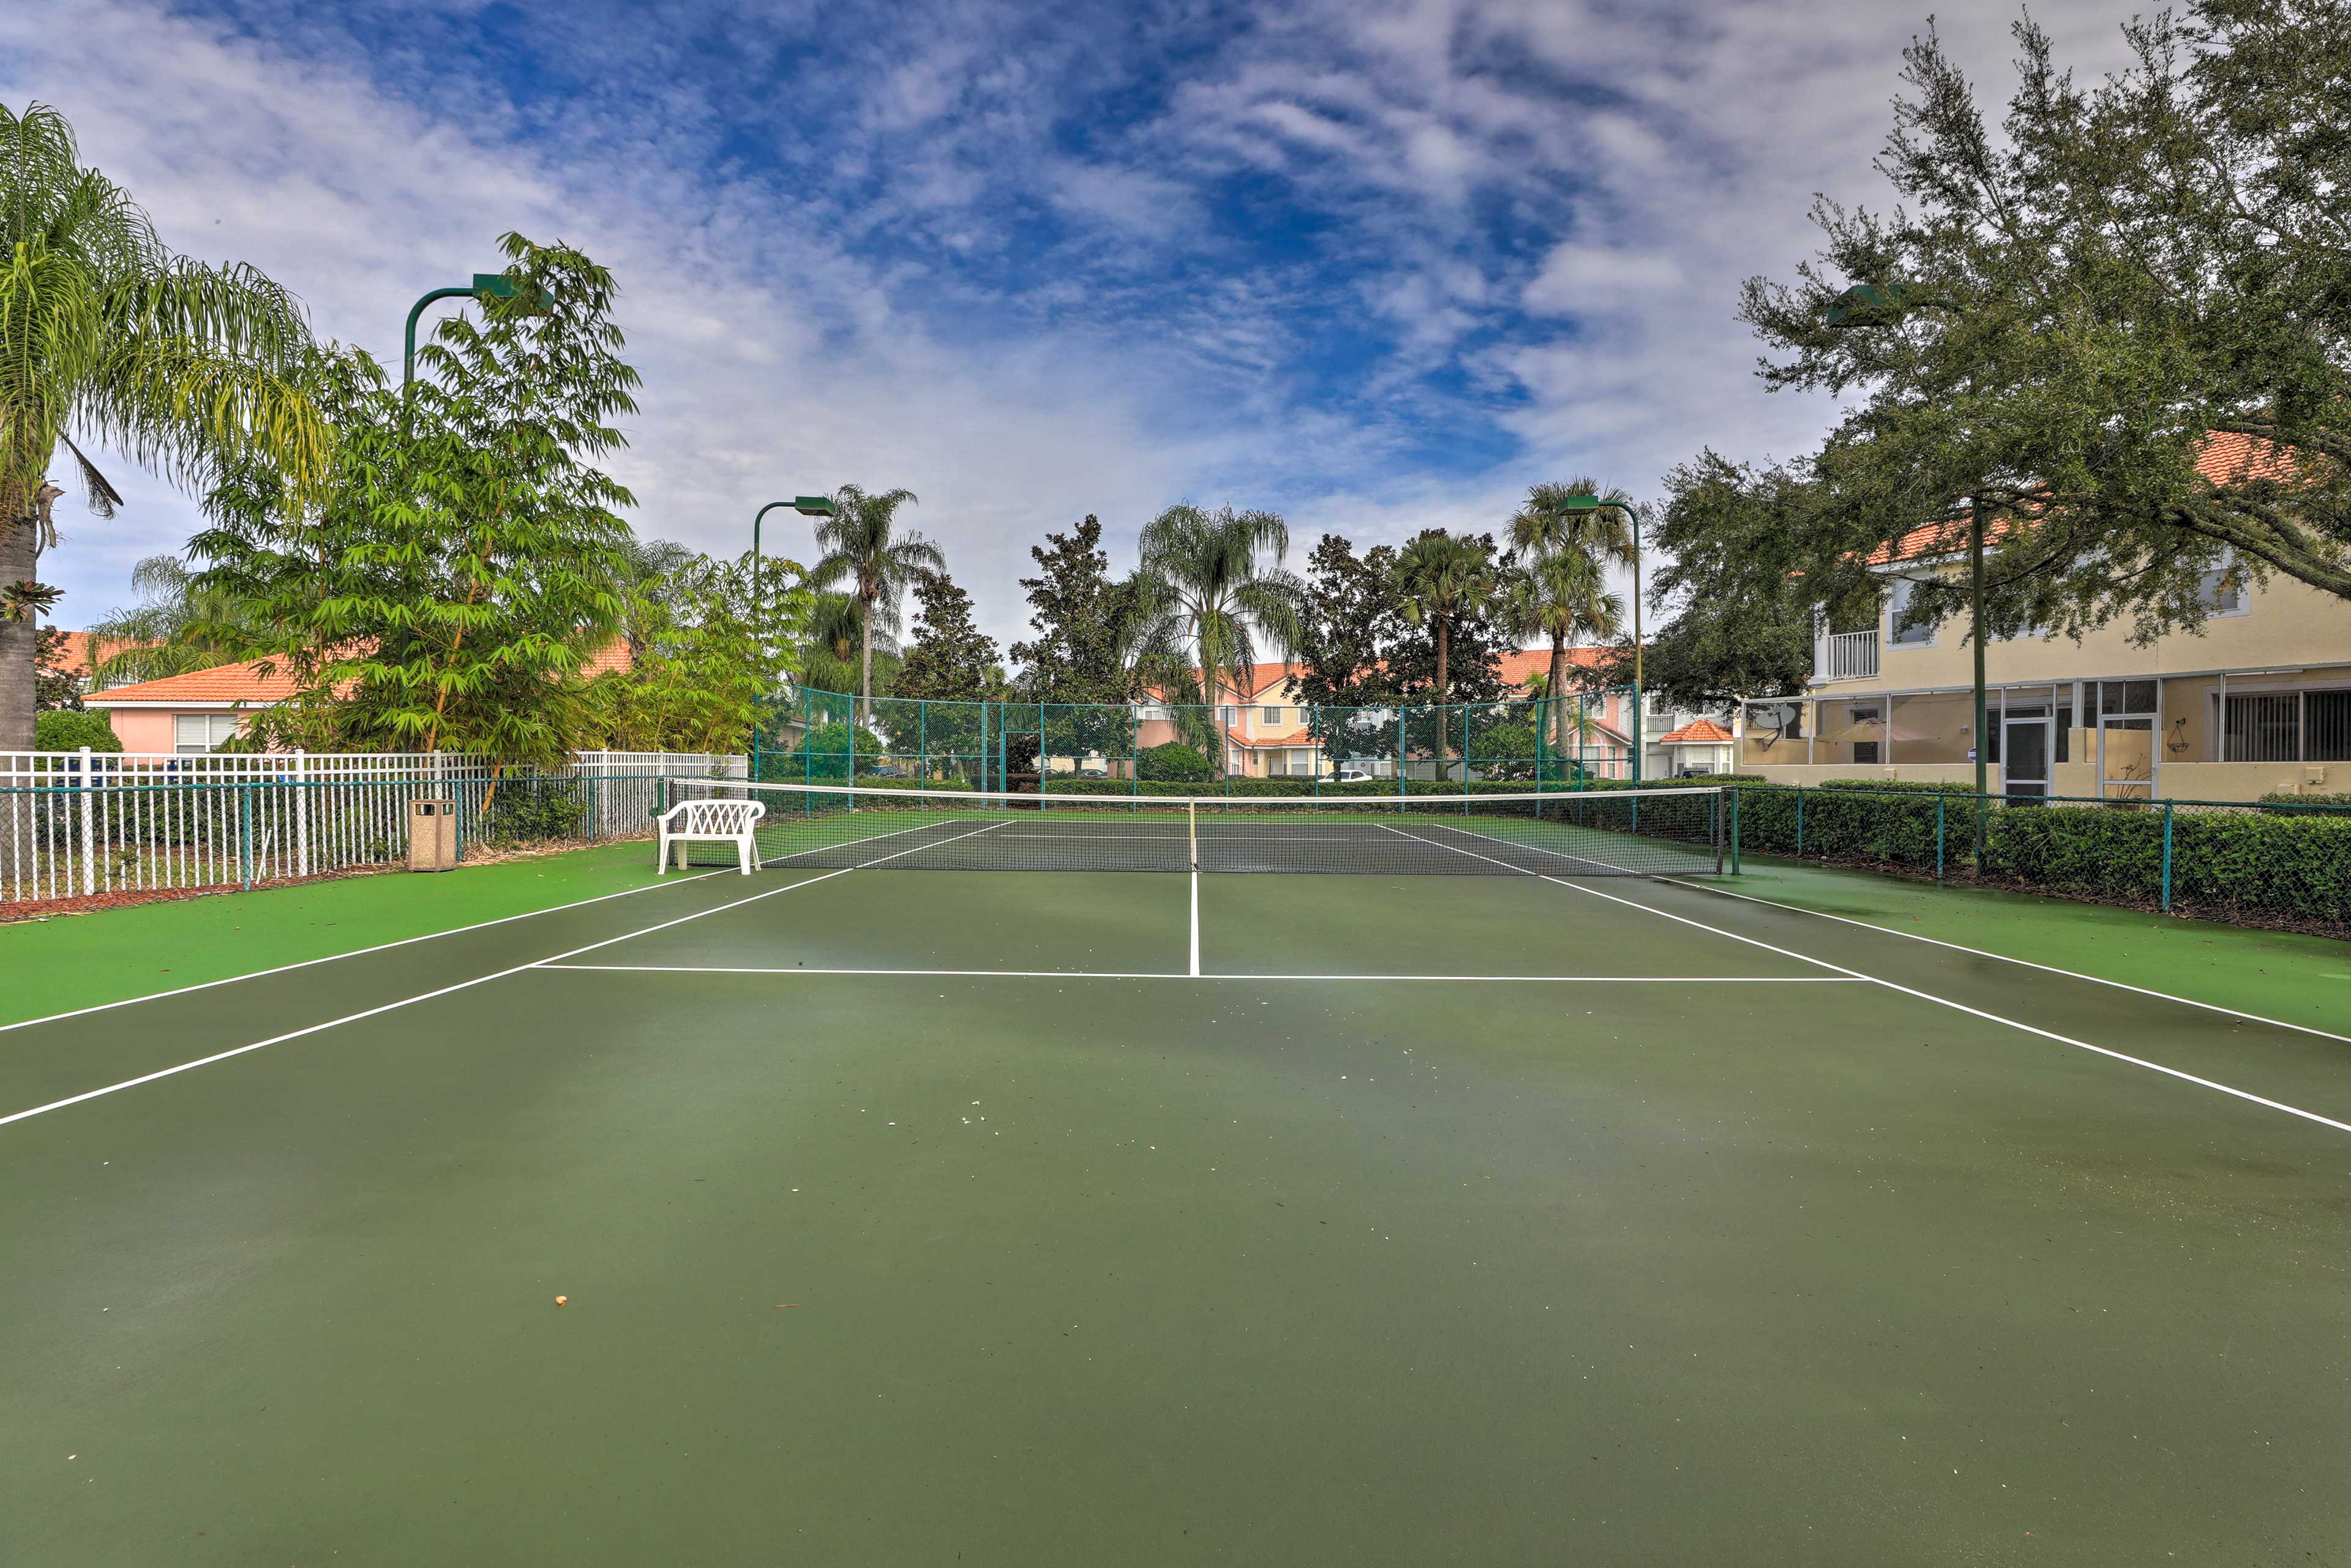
{"left": 665, "top": 798, "right": 767, "bottom": 836}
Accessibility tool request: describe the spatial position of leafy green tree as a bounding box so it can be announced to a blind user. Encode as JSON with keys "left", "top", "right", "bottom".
{"left": 1137, "top": 741, "right": 1215, "bottom": 782}
{"left": 808, "top": 484, "right": 941, "bottom": 721}
{"left": 0, "top": 101, "right": 326, "bottom": 751}
{"left": 1131, "top": 504, "right": 1304, "bottom": 759}
{"left": 1390, "top": 530, "right": 1499, "bottom": 778}
{"left": 1291, "top": 533, "right": 1405, "bottom": 777}
{"left": 1738, "top": 2, "right": 2351, "bottom": 642}
{"left": 189, "top": 234, "right": 637, "bottom": 767}
{"left": 596, "top": 549, "right": 804, "bottom": 754}
{"left": 895, "top": 568, "right": 1002, "bottom": 703}
{"left": 34, "top": 625, "right": 80, "bottom": 709}
{"left": 1009, "top": 516, "right": 1138, "bottom": 702}
{"left": 1008, "top": 516, "right": 1146, "bottom": 770}
{"left": 1598, "top": 451, "right": 1871, "bottom": 710}
{"left": 34, "top": 707, "right": 116, "bottom": 751}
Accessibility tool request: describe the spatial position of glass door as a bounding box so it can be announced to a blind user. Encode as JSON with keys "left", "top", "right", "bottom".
{"left": 2003, "top": 717, "right": 2050, "bottom": 798}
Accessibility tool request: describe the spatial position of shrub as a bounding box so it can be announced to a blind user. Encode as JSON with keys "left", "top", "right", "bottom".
{"left": 36, "top": 710, "right": 122, "bottom": 753}
{"left": 481, "top": 775, "right": 585, "bottom": 843}
{"left": 2257, "top": 791, "right": 2351, "bottom": 810}
{"left": 1138, "top": 742, "right": 1216, "bottom": 782}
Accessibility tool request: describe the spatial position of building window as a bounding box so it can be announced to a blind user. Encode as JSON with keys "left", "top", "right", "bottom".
{"left": 2226, "top": 689, "right": 2351, "bottom": 762}
{"left": 2197, "top": 552, "right": 2250, "bottom": 617}
{"left": 1852, "top": 740, "right": 1881, "bottom": 765}
{"left": 174, "top": 713, "right": 241, "bottom": 754}
{"left": 1218, "top": 706, "right": 1236, "bottom": 727}
{"left": 1262, "top": 705, "right": 1283, "bottom": 725}
{"left": 1886, "top": 577, "right": 1937, "bottom": 647}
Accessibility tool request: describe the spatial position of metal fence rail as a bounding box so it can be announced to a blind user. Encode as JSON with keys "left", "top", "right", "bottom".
{"left": 0, "top": 749, "right": 746, "bottom": 904}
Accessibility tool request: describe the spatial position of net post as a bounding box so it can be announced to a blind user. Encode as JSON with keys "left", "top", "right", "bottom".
{"left": 2160, "top": 801, "right": 2173, "bottom": 912}
{"left": 1188, "top": 797, "right": 1198, "bottom": 871}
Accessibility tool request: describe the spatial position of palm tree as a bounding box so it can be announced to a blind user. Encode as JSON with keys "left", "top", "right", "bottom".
{"left": 1510, "top": 477, "right": 1640, "bottom": 772}
{"left": 612, "top": 536, "right": 699, "bottom": 660}
{"left": 1129, "top": 505, "right": 1304, "bottom": 758}
{"left": 1391, "top": 530, "right": 1496, "bottom": 778}
{"left": 1502, "top": 547, "right": 1623, "bottom": 770}
{"left": 83, "top": 553, "right": 269, "bottom": 687}
{"left": 1509, "top": 477, "right": 1638, "bottom": 569}
{"left": 1, "top": 102, "right": 327, "bottom": 749}
{"left": 798, "top": 590, "right": 899, "bottom": 701}
{"left": 808, "top": 484, "right": 940, "bottom": 720}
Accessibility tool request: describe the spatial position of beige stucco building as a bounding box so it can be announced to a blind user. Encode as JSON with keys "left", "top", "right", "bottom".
{"left": 1739, "top": 519, "right": 2350, "bottom": 802}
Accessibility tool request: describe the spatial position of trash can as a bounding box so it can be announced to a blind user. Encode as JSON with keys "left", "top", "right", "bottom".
{"left": 408, "top": 799, "right": 459, "bottom": 871}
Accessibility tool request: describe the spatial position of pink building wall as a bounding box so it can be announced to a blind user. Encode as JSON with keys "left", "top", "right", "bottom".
{"left": 103, "top": 710, "right": 180, "bottom": 753}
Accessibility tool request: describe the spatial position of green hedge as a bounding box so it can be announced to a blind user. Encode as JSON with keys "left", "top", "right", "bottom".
{"left": 1731, "top": 784, "right": 2351, "bottom": 929}
{"left": 2257, "top": 791, "right": 2351, "bottom": 810}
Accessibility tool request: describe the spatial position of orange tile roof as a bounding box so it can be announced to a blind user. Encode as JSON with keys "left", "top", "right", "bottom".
{"left": 1864, "top": 430, "right": 2304, "bottom": 566}
{"left": 84, "top": 656, "right": 305, "bottom": 706}
{"left": 88, "top": 639, "right": 633, "bottom": 706}
{"left": 1659, "top": 718, "right": 1734, "bottom": 745}
{"left": 45, "top": 631, "right": 146, "bottom": 679}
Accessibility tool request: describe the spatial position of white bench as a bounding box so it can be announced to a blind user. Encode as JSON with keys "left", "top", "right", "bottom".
{"left": 655, "top": 797, "right": 767, "bottom": 875}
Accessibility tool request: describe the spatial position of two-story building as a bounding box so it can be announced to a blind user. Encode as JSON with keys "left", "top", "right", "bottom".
{"left": 1738, "top": 437, "right": 2349, "bottom": 801}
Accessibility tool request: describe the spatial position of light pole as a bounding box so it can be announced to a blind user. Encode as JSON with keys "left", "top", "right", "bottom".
{"left": 1561, "top": 492, "right": 1644, "bottom": 786}
{"left": 1824, "top": 281, "right": 1989, "bottom": 858}
{"left": 748, "top": 496, "right": 836, "bottom": 775}
{"left": 753, "top": 495, "right": 836, "bottom": 609}
{"left": 403, "top": 273, "right": 523, "bottom": 399}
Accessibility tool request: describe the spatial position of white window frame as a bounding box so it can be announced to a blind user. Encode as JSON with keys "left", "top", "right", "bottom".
{"left": 2195, "top": 550, "right": 2251, "bottom": 618}
{"left": 1262, "top": 705, "right": 1283, "bottom": 726}
{"left": 1885, "top": 576, "right": 1938, "bottom": 648}
{"left": 174, "top": 712, "right": 242, "bottom": 754}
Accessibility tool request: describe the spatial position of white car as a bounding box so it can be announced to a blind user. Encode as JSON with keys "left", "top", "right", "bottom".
{"left": 1335, "top": 767, "right": 1376, "bottom": 784}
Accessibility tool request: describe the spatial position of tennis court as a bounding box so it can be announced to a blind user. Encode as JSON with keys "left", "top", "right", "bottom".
{"left": 5, "top": 784, "right": 2349, "bottom": 1565}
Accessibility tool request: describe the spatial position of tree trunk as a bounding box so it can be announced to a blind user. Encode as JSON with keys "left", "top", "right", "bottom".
{"left": 858, "top": 596, "right": 874, "bottom": 725}
{"left": 1548, "top": 636, "right": 1568, "bottom": 770}
{"left": 0, "top": 510, "right": 34, "bottom": 752}
{"left": 1434, "top": 617, "right": 1450, "bottom": 782}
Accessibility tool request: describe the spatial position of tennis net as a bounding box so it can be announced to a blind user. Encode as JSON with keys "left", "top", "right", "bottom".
{"left": 666, "top": 781, "right": 1727, "bottom": 877}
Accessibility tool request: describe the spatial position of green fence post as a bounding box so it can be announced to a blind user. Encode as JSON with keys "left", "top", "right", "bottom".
{"left": 1397, "top": 703, "right": 1408, "bottom": 797}
{"left": 1935, "top": 796, "right": 1946, "bottom": 880}
{"left": 1728, "top": 786, "right": 1741, "bottom": 874}
{"left": 2160, "top": 801, "right": 2174, "bottom": 913}
{"left": 238, "top": 782, "right": 253, "bottom": 890}
{"left": 1795, "top": 785, "right": 1805, "bottom": 855}
{"left": 920, "top": 699, "right": 928, "bottom": 783}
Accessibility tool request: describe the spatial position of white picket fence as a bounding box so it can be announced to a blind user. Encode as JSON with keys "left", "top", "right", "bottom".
{"left": 0, "top": 748, "right": 747, "bottom": 905}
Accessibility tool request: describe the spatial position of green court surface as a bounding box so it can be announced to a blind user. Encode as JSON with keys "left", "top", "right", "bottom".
{"left": 4, "top": 850, "right": 2349, "bottom": 1564}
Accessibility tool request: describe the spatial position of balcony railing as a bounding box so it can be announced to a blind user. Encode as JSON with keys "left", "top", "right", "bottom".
{"left": 1819, "top": 629, "right": 1880, "bottom": 682}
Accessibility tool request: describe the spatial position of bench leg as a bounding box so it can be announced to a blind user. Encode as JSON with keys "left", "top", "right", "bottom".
{"left": 656, "top": 831, "right": 669, "bottom": 874}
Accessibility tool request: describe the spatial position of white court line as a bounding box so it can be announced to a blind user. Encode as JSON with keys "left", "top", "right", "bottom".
{"left": 1382, "top": 825, "right": 2351, "bottom": 1139}
{"left": 540, "top": 962, "right": 1863, "bottom": 983}
{"left": 0, "top": 863, "right": 734, "bottom": 1039}
{"left": 756, "top": 812, "right": 983, "bottom": 864}
{"left": 0, "top": 820, "right": 1013, "bottom": 1132}
{"left": 1662, "top": 874, "right": 2351, "bottom": 1048}
{"left": 1189, "top": 869, "right": 1201, "bottom": 977}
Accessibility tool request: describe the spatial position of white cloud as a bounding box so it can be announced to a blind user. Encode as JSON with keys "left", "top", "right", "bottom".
{"left": 4, "top": 0, "right": 2151, "bottom": 659}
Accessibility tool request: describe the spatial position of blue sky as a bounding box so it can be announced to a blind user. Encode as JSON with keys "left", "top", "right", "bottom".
{"left": 5, "top": 0, "right": 2138, "bottom": 653}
